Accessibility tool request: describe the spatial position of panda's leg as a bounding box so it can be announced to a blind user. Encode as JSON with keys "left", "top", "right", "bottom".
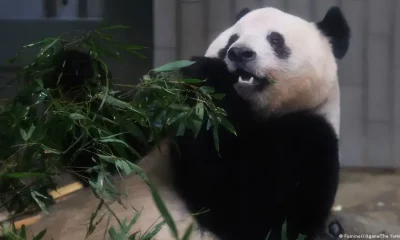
{"left": 285, "top": 157, "right": 340, "bottom": 240}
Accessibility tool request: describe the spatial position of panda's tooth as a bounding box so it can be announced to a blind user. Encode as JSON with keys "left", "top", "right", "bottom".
{"left": 249, "top": 77, "right": 254, "bottom": 84}
{"left": 239, "top": 76, "right": 244, "bottom": 82}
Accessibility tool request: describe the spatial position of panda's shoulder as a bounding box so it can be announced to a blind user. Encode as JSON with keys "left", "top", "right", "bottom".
{"left": 261, "top": 110, "right": 339, "bottom": 160}
{"left": 237, "top": 110, "right": 338, "bottom": 157}
{"left": 266, "top": 111, "right": 337, "bottom": 143}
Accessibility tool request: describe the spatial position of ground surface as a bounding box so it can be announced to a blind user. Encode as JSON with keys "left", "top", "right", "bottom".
{"left": 331, "top": 170, "right": 400, "bottom": 238}
{"left": 1, "top": 170, "right": 400, "bottom": 239}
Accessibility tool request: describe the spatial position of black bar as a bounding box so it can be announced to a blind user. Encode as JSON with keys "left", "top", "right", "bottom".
{"left": 43, "top": 0, "right": 57, "bottom": 18}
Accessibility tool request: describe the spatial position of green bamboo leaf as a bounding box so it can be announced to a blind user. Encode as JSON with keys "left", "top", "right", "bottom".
{"left": 23, "top": 38, "right": 51, "bottom": 48}
{"left": 96, "top": 154, "right": 117, "bottom": 163}
{"left": 115, "top": 159, "right": 134, "bottom": 175}
{"left": 99, "top": 138, "right": 141, "bottom": 158}
{"left": 212, "top": 93, "right": 226, "bottom": 99}
{"left": 281, "top": 220, "right": 288, "bottom": 240}
{"left": 195, "top": 103, "right": 204, "bottom": 120}
{"left": 212, "top": 125, "right": 220, "bottom": 152}
{"left": 38, "top": 37, "right": 59, "bottom": 56}
{"left": 121, "top": 119, "right": 148, "bottom": 144}
{"left": 99, "top": 59, "right": 109, "bottom": 78}
{"left": 126, "top": 162, "right": 148, "bottom": 182}
{"left": 128, "top": 232, "right": 139, "bottom": 240}
{"left": 188, "top": 118, "right": 202, "bottom": 138}
{"left": 100, "top": 25, "right": 130, "bottom": 30}
{"left": 32, "top": 229, "right": 47, "bottom": 240}
{"left": 27, "top": 124, "right": 36, "bottom": 139}
{"left": 141, "top": 220, "right": 166, "bottom": 240}
{"left": 181, "top": 223, "right": 194, "bottom": 240}
{"left": 218, "top": 115, "right": 236, "bottom": 136}
{"left": 86, "top": 200, "right": 104, "bottom": 237}
{"left": 33, "top": 191, "right": 50, "bottom": 200}
{"left": 176, "top": 122, "right": 186, "bottom": 136}
{"left": 127, "top": 208, "right": 141, "bottom": 229}
{"left": 206, "top": 119, "right": 212, "bottom": 131}
{"left": 69, "top": 113, "right": 87, "bottom": 120}
{"left": 5, "top": 172, "right": 44, "bottom": 178}
{"left": 20, "top": 128, "right": 27, "bottom": 141}
{"left": 152, "top": 60, "right": 195, "bottom": 72}
{"left": 20, "top": 224, "right": 26, "bottom": 239}
{"left": 97, "top": 93, "right": 144, "bottom": 115}
{"left": 199, "top": 86, "right": 215, "bottom": 94}
{"left": 166, "top": 112, "right": 187, "bottom": 125}
{"left": 169, "top": 103, "right": 191, "bottom": 111}
{"left": 148, "top": 182, "right": 179, "bottom": 239}
{"left": 40, "top": 145, "right": 61, "bottom": 154}
{"left": 182, "top": 78, "right": 205, "bottom": 84}
{"left": 31, "top": 191, "right": 49, "bottom": 214}
{"left": 108, "top": 227, "right": 118, "bottom": 240}
{"left": 264, "top": 230, "right": 272, "bottom": 240}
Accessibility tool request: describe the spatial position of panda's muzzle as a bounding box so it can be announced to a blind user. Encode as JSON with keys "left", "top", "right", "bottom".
{"left": 233, "top": 68, "right": 270, "bottom": 89}
{"left": 227, "top": 47, "right": 256, "bottom": 62}
{"left": 227, "top": 47, "right": 270, "bottom": 87}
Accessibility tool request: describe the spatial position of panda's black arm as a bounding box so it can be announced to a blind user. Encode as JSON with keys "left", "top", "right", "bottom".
{"left": 282, "top": 116, "right": 340, "bottom": 239}
{"left": 179, "top": 56, "right": 237, "bottom": 93}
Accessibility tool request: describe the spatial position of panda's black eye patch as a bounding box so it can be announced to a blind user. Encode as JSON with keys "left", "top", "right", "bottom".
{"left": 268, "top": 32, "right": 284, "bottom": 46}
{"left": 218, "top": 34, "right": 240, "bottom": 59}
{"left": 267, "top": 32, "right": 291, "bottom": 59}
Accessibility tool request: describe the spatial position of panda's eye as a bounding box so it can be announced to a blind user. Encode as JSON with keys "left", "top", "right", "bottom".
{"left": 267, "top": 31, "right": 290, "bottom": 59}
{"left": 267, "top": 32, "right": 284, "bottom": 46}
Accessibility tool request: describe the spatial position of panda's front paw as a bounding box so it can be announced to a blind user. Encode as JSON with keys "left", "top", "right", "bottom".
{"left": 328, "top": 220, "right": 345, "bottom": 240}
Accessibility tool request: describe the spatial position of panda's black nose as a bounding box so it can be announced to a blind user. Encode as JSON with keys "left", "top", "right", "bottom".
{"left": 227, "top": 47, "right": 257, "bottom": 62}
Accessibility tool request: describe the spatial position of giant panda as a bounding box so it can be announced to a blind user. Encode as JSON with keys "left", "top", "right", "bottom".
{"left": 169, "top": 6, "right": 350, "bottom": 240}
{"left": 25, "top": 5, "right": 350, "bottom": 240}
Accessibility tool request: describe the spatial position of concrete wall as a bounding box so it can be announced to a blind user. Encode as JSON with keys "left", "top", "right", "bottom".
{"left": 153, "top": 0, "right": 400, "bottom": 168}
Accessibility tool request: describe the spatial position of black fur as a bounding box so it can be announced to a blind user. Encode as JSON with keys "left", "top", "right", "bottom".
{"left": 267, "top": 31, "right": 291, "bottom": 59}
{"left": 235, "top": 7, "right": 252, "bottom": 22}
{"left": 317, "top": 7, "right": 351, "bottom": 59}
{"left": 168, "top": 57, "right": 340, "bottom": 240}
{"left": 218, "top": 34, "right": 239, "bottom": 59}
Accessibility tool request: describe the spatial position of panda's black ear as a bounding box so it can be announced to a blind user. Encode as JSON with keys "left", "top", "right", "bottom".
{"left": 317, "top": 6, "right": 350, "bottom": 60}
{"left": 235, "top": 8, "right": 252, "bottom": 23}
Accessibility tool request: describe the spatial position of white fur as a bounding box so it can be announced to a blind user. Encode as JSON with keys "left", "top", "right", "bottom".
{"left": 205, "top": 26, "right": 235, "bottom": 58}
{"left": 205, "top": 7, "right": 341, "bottom": 136}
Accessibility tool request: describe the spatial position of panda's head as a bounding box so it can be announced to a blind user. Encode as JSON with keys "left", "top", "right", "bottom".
{"left": 205, "top": 6, "right": 350, "bottom": 132}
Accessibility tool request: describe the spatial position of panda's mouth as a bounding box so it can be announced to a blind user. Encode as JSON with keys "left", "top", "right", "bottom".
{"left": 234, "top": 69, "right": 270, "bottom": 88}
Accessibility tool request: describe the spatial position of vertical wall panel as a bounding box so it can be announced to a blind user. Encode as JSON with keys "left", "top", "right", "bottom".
{"left": 153, "top": 0, "right": 177, "bottom": 66}
{"left": 234, "top": 0, "right": 261, "bottom": 12}
{"left": 154, "top": 0, "right": 176, "bottom": 48}
{"left": 366, "top": 0, "right": 392, "bottom": 166}
{"left": 366, "top": 123, "right": 391, "bottom": 167}
{"left": 261, "top": 0, "right": 285, "bottom": 9}
{"left": 180, "top": 0, "right": 206, "bottom": 59}
{"left": 208, "top": 0, "right": 233, "bottom": 44}
{"left": 366, "top": 0, "right": 391, "bottom": 122}
{"left": 340, "top": 86, "right": 363, "bottom": 166}
{"left": 392, "top": 0, "right": 400, "bottom": 168}
{"left": 287, "top": 0, "right": 311, "bottom": 19}
{"left": 154, "top": 48, "right": 176, "bottom": 67}
{"left": 337, "top": 0, "right": 365, "bottom": 167}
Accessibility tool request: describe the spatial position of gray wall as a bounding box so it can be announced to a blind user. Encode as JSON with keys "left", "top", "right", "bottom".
{"left": 153, "top": 0, "right": 400, "bottom": 169}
